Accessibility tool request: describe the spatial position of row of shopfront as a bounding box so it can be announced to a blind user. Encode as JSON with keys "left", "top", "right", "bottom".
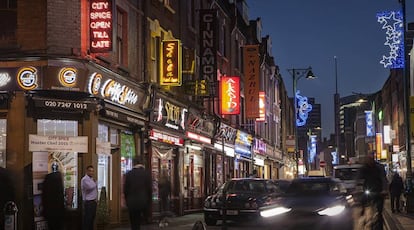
{"left": 0, "top": 58, "right": 285, "bottom": 229}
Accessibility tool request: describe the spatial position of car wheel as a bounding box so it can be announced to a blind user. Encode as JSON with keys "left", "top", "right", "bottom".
{"left": 204, "top": 216, "right": 217, "bottom": 226}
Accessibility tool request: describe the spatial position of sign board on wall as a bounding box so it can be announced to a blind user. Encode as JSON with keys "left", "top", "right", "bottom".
{"left": 243, "top": 45, "right": 260, "bottom": 119}
{"left": 220, "top": 76, "right": 240, "bottom": 115}
{"left": 89, "top": 0, "right": 113, "bottom": 53}
{"left": 161, "top": 40, "right": 182, "bottom": 86}
{"left": 29, "top": 135, "right": 88, "bottom": 152}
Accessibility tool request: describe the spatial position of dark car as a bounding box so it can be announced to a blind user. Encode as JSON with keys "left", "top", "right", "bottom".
{"left": 203, "top": 178, "right": 282, "bottom": 226}
{"left": 260, "top": 177, "right": 353, "bottom": 230}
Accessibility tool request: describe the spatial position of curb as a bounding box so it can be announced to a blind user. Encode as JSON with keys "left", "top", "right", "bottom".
{"left": 383, "top": 206, "right": 404, "bottom": 230}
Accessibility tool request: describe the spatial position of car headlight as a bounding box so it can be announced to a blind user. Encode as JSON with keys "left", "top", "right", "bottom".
{"left": 317, "top": 205, "right": 345, "bottom": 216}
{"left": 260, "top": 206, "right": 291, "bottom": 218}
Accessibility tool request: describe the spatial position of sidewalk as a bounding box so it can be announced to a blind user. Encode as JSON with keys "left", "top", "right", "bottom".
{"left": 383, "top": 198, "right": 414, "bottom": 230}
{"left": 111, "top": 213, "right": 204, "bottom": 230}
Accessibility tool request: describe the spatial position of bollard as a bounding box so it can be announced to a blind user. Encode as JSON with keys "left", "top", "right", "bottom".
{"left": 3, "top": 201, "right": 18, "bottom": 230}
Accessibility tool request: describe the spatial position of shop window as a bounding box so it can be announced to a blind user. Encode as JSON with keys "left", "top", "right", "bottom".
{"left": 34, "top": 119, "right": 79, "bottom": 214}
{"left": 0, "top": 119, "right": 6, "bottom": 167}
{"left": 120, "top": 132, "right": 135, "bottom": 207}
{"left": 97, "top": 123, "right": 111, "bottom": 200}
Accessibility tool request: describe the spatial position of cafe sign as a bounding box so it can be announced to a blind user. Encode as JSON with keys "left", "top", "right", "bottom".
{"left": 88, "top": 72, "right": 138, "bottom": 106}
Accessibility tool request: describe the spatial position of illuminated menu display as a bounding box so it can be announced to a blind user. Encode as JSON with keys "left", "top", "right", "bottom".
{"left": 90, "top": 0, "right": 113, "bottom": 53}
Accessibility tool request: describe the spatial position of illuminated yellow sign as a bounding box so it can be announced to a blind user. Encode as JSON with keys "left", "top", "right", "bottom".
{"left": 59, "top": 67, "right": 77, "bottom": 87}
{"left": 160, "top": 40, "right": 182, "bottom": 86}
{"left": 17, "top": 66, "right": 38, "bottom": 90}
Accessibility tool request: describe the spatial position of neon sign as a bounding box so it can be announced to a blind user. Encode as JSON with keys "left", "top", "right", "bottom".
{"left": 17, "top": 66, "right": 38, "bottom": 90}
{"left": 160, "top": 40, "right": 181, "bottom": 86}
{"left": 256, "top": 91, "right": 265, "bottom": 122}
{"left": 296, "top": 90, "right": 312, "bottom": 127}
{"left": 89, "top": 0, "right": 113, "bottom": 53}
{"left": 220, "top": 76, "right": 240, "bottom": 115}
{"left": 58, "top": 67, "right": 77, "bottom": 87}
{"left": 377, "top": 10, "right": 404, "bottom": 69}
{"left": 88, "top": 72, "right": 138, "bottom": 105}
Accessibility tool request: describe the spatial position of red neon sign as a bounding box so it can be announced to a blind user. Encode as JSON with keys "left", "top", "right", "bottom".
{"left": 89, "top": 0, "right": 113, "bottom": 53}
{"left": 220, "top": 76, "right": 240, "bottom": 115}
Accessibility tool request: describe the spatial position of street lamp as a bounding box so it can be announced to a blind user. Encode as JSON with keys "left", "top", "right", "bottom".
{"left": 287, "top": 67, "right": 316, "bottom": 177}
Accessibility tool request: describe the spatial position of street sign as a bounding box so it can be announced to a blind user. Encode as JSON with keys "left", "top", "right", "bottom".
{"left": 320, "top": 161, "right": 326, "bottom": 167}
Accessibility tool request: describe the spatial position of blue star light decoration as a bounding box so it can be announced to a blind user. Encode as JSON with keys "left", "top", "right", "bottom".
{"left": 295, "top": 90, "right": 312, "bottom": 127}
{"left": 377, "top": 10, "right": 405, "bottom": 69}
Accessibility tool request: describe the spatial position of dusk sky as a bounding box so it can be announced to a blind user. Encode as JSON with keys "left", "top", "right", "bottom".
{"left": 246, "top": 0, "right": 413, "bottom": 139}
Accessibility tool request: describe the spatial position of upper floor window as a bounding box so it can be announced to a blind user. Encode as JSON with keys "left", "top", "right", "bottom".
{"left": 116, "top": 8, "right": 128, "bottom": 66}
{"left": 0, "top": 0, "right": 17, "bottom": 42}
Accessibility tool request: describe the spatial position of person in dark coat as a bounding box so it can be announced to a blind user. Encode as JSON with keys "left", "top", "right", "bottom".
{"left": 158, "top": 170, "right": 171, "bottom": 227}
{"left": 124, "top": 158, "right": 152, "bottom": 230}
{"left": 389, "top": 172, "right": 404, "bottom": 213}
{"left": 42, "top": 162, "right": 65, "bottom": 230}
{"left": 0, "top": 166, "right": 15, "bottom": 230}
{"left": 359, "top": 153, "right": 388, "bottom": 230}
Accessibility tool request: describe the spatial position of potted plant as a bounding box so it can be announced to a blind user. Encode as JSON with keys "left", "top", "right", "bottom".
{"left": 96, "top": 186, "right": 110, "bottom": 229}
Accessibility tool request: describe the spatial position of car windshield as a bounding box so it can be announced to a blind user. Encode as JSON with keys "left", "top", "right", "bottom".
{"left": 226, "top": 180, "right": 268, "bottom": 193}
{"left": 334, "top": 168, "right": 360, "bottom": 181}
{"left": 286, "top": 180, "right": 340, "bottom": 195}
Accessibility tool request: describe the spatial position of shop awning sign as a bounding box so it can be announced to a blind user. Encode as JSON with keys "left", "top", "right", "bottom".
{"left": 29, "top": 135, "right": 88, "bottom": 153}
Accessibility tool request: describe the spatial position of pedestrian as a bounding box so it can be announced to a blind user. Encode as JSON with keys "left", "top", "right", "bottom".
{"left": 359, "top": 152, "right": 388, "bottom": 230}
{"left": 124, "top": 158, "right": 152, "bottom": 230}
{"left": 158, "top": 169, "right": 171, "bottom": 227}
{"left": 42, "top": 162, "right": 65, "bottom": 230}
{"left": 389, "top": 172, "right": 404, "bottom": 213}
{"left": 81, "top": 165, "right": 98, "bottom": 230}
{"left": 0, "top": 166, "right": 15, "bottom": 230}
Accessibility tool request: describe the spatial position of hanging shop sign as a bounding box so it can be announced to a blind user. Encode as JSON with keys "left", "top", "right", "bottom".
{"left": 220, "top": 76, "right": 240, "bottom": 115}
{"left": 214, "top": 122, "right": 237, "bottom": 145}
{"left": 256, "top": 91, "right": 266, "bottom": 122}
{"left": 254, "top": 157, "right": 264, "bottom": 166}
{"left": 235, "top": 130, "right": 253, "bottom": 160}
{"left": 149, "top": 129, "right": 184, "bottom": 146}
{"left": 253, "top": 138, "right": 266, "bottom": 156}
{"left": 96, "top": 138, "right": 111, "bottom": 155}
{"left": 199, "top": 9, "right": 217, "bottom": 96}
{"left": 152, "top": 96, "right": 187, "bottom": 132}
{"left": 89, "top": 0, "right": 113, "bottom": 53}
{"left": 243, "top": 45, "right": 260, "bottom": 119}
{"left": 160, "top": 39, "right": 182, "bottom": 86}
{"left": 29, "top": 135, "right": 88, "bottom": 152}
{"left": 182, "top": 47, "right": 195, "bottom": 74}
{"left": 185, "top": 110, "right": 216, "bottom": 138}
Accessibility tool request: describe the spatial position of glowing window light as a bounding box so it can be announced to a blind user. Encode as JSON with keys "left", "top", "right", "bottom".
{"left": 377, "top": 10, "right": 404, "bottom": 69}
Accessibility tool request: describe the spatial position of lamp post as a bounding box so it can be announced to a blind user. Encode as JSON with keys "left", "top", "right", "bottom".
{"left": 287, "top": 67, "right": 316, "bottom": 177}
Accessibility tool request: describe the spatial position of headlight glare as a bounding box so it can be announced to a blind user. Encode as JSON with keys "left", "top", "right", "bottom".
{"left": 317, "top": 205, "right": 345, "bottom": 216}
{"left": 260, "top": 207, "right": 291, "bottom": 218}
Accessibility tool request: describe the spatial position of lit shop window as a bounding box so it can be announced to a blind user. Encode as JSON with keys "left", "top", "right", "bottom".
{"left": 35, "top": 119, "right": 79, "bottom": 210}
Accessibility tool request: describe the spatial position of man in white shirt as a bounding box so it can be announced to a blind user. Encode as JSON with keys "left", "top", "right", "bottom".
{"left": 81, "top": 165, "right": 98, "bottom": 230}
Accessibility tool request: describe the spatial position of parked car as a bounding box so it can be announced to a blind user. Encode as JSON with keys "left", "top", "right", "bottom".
{"left": 260, "top": 177, "right": 353, "bottom": 230}
{"left": 203, "top": 178, "right": 282, "bottom": 226}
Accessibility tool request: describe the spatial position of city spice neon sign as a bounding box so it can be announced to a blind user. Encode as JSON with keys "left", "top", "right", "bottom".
{"left": 89, "top": 0, "right": 113, "bottom": 53}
